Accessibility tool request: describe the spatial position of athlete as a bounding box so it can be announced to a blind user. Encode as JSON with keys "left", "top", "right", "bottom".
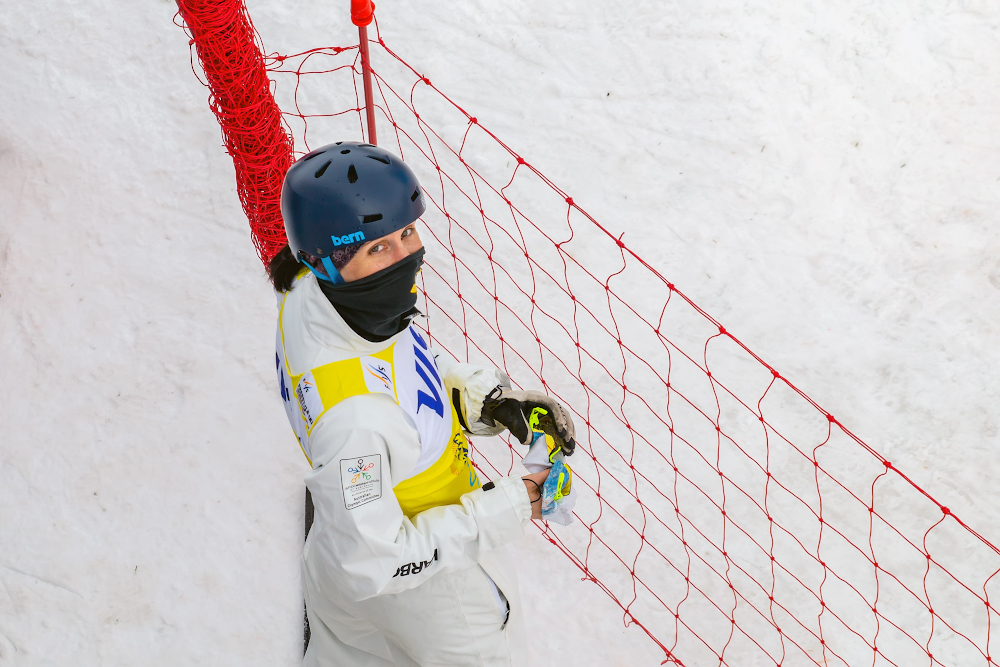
{"left": 268, "top": 141, "right": 577, "bottom": 666}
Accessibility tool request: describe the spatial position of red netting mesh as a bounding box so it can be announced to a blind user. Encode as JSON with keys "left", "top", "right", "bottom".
{"left": 179, "top": 6, "right": 1000, "bottom": 666}
{"left": 176, "top": 0, "right": 293, "bottom": 266}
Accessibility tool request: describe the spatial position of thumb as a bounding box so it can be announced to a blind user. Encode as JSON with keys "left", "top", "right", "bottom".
{"left": 492, "top": 399, "right": 532, "bottom": 444}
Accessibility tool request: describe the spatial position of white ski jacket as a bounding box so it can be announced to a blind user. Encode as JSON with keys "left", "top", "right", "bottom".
{"left": 275, "top": 270, "right": 533, "bottom": 605}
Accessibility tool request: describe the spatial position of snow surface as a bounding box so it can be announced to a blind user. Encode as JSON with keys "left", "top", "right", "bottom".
{"left": 2, "top": 0, "right": 999, "bottom": 665}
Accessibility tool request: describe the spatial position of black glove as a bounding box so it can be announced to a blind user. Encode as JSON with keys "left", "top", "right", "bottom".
{"left": 480, "top": 387, "right": 577, "bottom": 456}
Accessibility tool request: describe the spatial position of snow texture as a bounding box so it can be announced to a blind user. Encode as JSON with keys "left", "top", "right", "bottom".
{"left": 1, "top": 0, "right": 999, "bottom": 665}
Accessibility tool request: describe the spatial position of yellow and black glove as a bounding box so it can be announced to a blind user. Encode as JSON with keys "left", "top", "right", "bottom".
{"left": 481, "top": 388, "right": 576, "bottom": 456}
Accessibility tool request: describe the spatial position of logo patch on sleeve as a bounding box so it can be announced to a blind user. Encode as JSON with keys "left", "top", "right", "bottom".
{"left": 295, "top": 371, "right": 324, "bottom": 428}
{"left": 360, "top": 356, "right": 395, "bottom": 398}
{"left": 340, "top": 454, "right": 382, "bottom": 510}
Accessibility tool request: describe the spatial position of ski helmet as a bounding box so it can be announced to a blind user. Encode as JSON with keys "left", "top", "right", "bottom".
{"left": 280, "top": 141, "right": 426, "bottom": 283}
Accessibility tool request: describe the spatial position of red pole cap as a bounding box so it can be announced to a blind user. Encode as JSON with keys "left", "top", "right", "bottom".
{"left": 351, "top": 0, "right": 375, "bottom": 26}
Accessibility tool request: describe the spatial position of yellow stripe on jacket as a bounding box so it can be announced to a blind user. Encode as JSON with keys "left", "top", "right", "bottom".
{"left": 292, "top": 346, "right": 480, "bottom": 517}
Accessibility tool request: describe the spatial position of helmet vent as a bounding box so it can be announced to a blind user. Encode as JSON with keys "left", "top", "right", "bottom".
{"left": 360, "top": 143, "right": 375, "bottom": 148}
{"left": 314, "top": 160, "right": 332, "bottom": 178}
{"left": 302, "top": 150, "right": 325, "bottom": 162}
{"left": 340, "top": 149, "right": 351, "bottom": 154}
{"left": 335, "top": 141, "right": 343, "bottom": 145}
{"left": 411, "top": 189, "right": 420, "bottom": 202}
{"left": 347, "top": 164, "right": 359, "bottom": 183}
{"left": 361, "top": 214, "right": 383, "bottom": 224}
{"left": 367, "top": 155, "right": 391, "bottom": 165}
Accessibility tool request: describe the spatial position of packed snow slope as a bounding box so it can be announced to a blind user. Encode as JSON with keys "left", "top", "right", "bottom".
{"left": 1, "top": 0, "right": 998, "bottom": 665}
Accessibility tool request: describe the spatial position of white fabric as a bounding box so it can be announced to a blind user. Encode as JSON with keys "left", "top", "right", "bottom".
{"left": 434, "top": 353, "right": 508, "bottom": 438}
{"left": 276, "top": 290, "right": 455, "bottom": 473}
{"left": 304, "top": 548, "right": 525, "bottom": 667}
{"left": 277, "top": 272, "right": 531, "bottom": 665}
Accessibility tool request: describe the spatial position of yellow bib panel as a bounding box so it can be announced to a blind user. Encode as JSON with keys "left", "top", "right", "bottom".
{"left": 393, "top": 408, "right": 480, "bottom": 516}
{"left": 279, "top": 329, "right": 480, "bottom": 518}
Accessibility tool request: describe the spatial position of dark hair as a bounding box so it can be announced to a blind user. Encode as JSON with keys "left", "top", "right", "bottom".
{"left": 268, "top": 242, "right": 364, "bottom": 291}
{"left": 267, "top": 244, "right": 302, "bottom": 292}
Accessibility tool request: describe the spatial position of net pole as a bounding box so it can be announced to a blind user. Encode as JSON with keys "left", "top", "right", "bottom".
{"left": 351, "top": 0, "right": 378, "bottom": 144}
{"left": 358, "top": 25, "right": 377, "bottom": 144}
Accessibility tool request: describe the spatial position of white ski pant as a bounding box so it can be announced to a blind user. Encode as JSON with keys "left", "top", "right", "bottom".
{"left": 303, "top": 548, "right": 527, "bottom": 667}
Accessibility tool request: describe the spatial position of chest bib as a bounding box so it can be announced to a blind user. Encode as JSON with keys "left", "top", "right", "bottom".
{"left": 276, "top": 298, "right": 480, "bottom": 517}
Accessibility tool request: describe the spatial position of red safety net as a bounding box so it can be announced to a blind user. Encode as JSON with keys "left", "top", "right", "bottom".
{"left": 179, "top": 6, "right": 1000, "bottom": 666}
{"left": 176, "top": 0, "right": 294, "bottom": 266}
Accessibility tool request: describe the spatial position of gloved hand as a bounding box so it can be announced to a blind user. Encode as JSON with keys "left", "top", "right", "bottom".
{"left": 431, "top": 353, "right": 508, "bottom": 438}
{"left": 521, "top": 415, "right": 576, "bottom": 526}
{"left": 480, "top": 387, "right": 577, "bottom": 457}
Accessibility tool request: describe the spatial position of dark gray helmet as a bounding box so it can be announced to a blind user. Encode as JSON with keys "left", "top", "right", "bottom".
{"left": 280, "top": 141, "right": 426, "bottom": 282}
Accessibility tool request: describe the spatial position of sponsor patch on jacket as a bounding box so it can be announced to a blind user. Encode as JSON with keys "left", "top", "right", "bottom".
{"left": 393, "top": 549, "right": 439, "bottom": 577}
{"left": 360, "top": 356, "right": 395, "bottom": 397}
{"left": 340, "top": 454, "right": 382, "bottom": 510}
{"left": 295, "top": 371, "right": 323, "bottom": 427}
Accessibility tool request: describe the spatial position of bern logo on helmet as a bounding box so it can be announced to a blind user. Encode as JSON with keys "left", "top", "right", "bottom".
{"left": 331, "top": 231, "right": 365, "bottom": 247}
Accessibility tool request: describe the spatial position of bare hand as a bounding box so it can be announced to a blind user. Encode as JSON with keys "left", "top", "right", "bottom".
{"left": 522, "top": 469, "right": 550, "bottom": 520}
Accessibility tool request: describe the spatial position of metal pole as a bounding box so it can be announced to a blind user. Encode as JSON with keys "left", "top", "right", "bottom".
{"left": 358, "top": 24, "right": 377, "bottom": 145}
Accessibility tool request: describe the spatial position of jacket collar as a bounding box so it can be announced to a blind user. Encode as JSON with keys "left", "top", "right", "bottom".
{"left": 295, "top": 271, "right": 411, "bottom": 356}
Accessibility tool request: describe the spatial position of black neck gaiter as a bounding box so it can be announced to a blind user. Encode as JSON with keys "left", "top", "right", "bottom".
{"left": 318, "top": 248, "right": 425, "bottom": 343}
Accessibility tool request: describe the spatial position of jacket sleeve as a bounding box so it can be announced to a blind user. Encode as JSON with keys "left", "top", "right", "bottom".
{"left": 303, "top": 393, "right": 532, "bottom": 602}
{"left": 432, "top": 350, "right": 508, "bottom": 437}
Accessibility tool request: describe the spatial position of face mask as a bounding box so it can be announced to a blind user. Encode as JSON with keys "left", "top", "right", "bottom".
{"left": 318, "top": 248, "right": 425, "bottom": 343}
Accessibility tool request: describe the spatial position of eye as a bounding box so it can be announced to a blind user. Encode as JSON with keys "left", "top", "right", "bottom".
{"left": 369, "top": 243, "right": 388, "bottom": 254}
{"left": 401, "top": 227, "right": 413, "bottom": 238}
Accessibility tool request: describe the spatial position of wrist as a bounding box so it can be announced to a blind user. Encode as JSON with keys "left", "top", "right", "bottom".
{"left": 520, "top": 469, "right": 549, "bottom": 520}
{"left": 522, "top": 478, "right": 542, "bottom": 504}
